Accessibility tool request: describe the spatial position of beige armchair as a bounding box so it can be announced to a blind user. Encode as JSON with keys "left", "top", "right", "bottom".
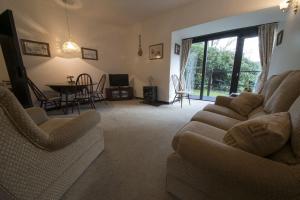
{"left": 0, "top": 87, "right": 104, "bottom": 200}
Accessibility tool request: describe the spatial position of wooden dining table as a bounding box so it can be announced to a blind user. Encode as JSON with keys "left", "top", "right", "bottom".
{"left": 47, "top": 83, "right": 96, "bottom": 114}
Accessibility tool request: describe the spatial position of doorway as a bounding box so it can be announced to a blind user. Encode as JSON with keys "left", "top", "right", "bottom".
{"left": 185, "top": 26, "right": 261, "bottom": 101}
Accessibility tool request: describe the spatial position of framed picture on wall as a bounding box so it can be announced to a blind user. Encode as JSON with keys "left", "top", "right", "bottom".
{"left": 149, "top": 43, "right": 163, "bottom": 60}
{"left": 20, "top": 39, "right": 51, "bottom": 57}
{"left": 174, "top": 43, "right": 180, "bottom": 55}
{"left": 276, "top": 30, "right": 284, "bottom": 46}
{"left": 81, "top": 47, "right": 98, "bottom": 60}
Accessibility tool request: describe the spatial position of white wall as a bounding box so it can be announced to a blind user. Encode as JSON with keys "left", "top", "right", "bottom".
{"left": 0, "top": 0, "right": 129, "bottom": 102}
{"left": 0, "top": 46, "right": 10, "bottom": 82}
{"left": 126, "top": 0, "right": 280, "bottom": 102}
{"left": 269, "top": 9, "right": 300, "bottom": 76}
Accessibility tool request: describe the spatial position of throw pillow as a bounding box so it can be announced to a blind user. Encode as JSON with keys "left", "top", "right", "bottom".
{"left": 223, "top": 112, "right": 291, "bottom": 157}
{"left": 229, "top": 92, "right": 264, "bottom": 116}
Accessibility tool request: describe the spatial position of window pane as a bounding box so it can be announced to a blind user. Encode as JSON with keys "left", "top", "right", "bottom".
{"left": 204, "top": 37, "right": 237, "bottom": 101}
{"left": 238, "top": 37, "right": 261, "bottom": 93}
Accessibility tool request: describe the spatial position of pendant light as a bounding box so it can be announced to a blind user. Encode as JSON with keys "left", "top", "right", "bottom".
{"left": 62, "top": 0, "right": 80, "bottom": 53}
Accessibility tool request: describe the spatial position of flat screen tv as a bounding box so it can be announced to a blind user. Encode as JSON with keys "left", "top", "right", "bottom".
{"left": 109, "top": 74, "right": 129, "bottom": 87}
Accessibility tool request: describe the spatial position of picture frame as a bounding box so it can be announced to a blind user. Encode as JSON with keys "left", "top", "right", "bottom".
{"left": 149, "top": 43, "right": 163, "bottom": 60}
{"left": 174, "top": 43, "right": 180, "bottom": 55}
{"left": 81, "top": 47, "right": 98, "bottom": 60}
{"left": 21, "top": 39, "right": 51, "bottom": 57}
{"left": 276, "top": 30, "right": 284, "bottom": 46}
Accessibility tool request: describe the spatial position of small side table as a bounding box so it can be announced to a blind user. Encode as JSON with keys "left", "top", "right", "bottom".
{"left": 143, "top": 86, "right": 158, "bottom": 105}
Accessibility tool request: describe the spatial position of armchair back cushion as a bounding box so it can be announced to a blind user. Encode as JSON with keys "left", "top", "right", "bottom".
{"left": 264, "top": 71, "right": 300, "bottom": 113}
{"left": 229, "top": 92, "right": 263, "bottom": 117}
{"left": 223, "top": 112, "right": 291, "bottom": 157}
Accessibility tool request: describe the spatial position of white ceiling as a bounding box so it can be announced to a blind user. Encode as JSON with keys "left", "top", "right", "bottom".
{"left": 54, "top": 0, "right": 198, "bottom": 25}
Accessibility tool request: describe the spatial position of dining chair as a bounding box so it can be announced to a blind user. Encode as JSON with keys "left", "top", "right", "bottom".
{"left": 171, "top": 74, "right": 191, "bottom": 108}
{"left": 27, "top": 78, "right": 62, "bottom": 110}
{"left": 94, "top": 74, "right": 106, "bottom": 101}
{"left": 72, "top": 73, "right": 95, "bottom": 114}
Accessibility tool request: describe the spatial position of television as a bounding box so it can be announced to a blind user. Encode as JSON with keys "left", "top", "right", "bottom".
{"left": 109, "top": 74, "right": 129, "bottom": 87}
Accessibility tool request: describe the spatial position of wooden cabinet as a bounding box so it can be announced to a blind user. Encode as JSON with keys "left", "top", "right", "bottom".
{"left": 106, "top": 87, "right": 133, "bottom": 101}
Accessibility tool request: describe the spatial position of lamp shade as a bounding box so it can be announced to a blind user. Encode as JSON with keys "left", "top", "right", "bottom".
{"left": 62, "top": 40, "right": 80, "bottom": 53}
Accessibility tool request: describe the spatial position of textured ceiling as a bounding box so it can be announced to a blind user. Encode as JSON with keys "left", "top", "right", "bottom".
{"left": 53, "top": 0, "right": 197, "bottom": 25}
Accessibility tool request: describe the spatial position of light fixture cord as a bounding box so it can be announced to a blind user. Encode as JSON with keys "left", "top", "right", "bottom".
{"left": 64, "top": 0, "right": 71, "bottom": 39}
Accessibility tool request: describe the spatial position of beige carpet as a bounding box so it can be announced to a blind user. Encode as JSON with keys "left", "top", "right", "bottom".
{"left": 59, "top": 99, "right": 209, "bottom": 200}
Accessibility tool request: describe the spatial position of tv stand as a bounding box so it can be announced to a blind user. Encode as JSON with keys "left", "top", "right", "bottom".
{"left": 106, "top": 86, "right": 133, "bottom": 101}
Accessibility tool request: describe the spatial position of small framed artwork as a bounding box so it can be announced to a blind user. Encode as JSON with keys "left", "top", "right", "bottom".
{"left": 81, "top": 47, "right": 98, "bottom": 60}
{"left": 276, "top": 30, "right": 284, "bottom": 46}
{"left": 174, "top": 43, "right": 180, "bottom": 55}
{"left": 21, "top": 39, "right": 51, "bottom": 57}
{"left": 149, "top": 43, "right": 163, "bottom": 60}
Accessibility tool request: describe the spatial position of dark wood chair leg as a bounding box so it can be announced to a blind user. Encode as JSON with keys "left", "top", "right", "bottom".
{"left": 77, "top": 101, "right": 80, "bottom": 114}
{"left": 188, "top": 94, "right": 191, "bottom": 105}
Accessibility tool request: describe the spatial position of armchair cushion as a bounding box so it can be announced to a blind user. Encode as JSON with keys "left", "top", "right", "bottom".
{"left": 229, "top": 92, "right": 264, "bottom": 117}
{"left": 289, "top": 95, "right": 300, "bottom": 157}
{"left": 42, "top": 110, "right": 101, "bottom": 150}
{"left": 223, "top": 112, "right": 291, "bottom": 157}
{"left": 26, "top": 107, "right": 49, "bottom": 125}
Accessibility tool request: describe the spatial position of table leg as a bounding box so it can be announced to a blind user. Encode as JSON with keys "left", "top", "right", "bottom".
{"left": 65, "top": 93, "right": 69, "bottom": 114}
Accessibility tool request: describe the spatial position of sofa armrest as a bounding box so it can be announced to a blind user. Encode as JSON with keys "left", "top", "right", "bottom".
{"left": 215, "top": 96, "right": 234, "bottom": 107}
{"left": 46, "top": 110, "right": 101, "bottom": 150}
{"left": 26, "top": 107, "right": 49, "bottom": 125}
{"left": 176, "top": 131, "right": 300, "bottom": 197}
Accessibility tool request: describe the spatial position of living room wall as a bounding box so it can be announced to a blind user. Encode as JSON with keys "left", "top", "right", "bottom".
{"left": 126, "top": 0, "right": 279, "bottom": 102}
{"left": 0, "top": 0, "right": 129, "bottom": 100}
{"left": 269, "top": 8, "right": 300, "bottom": 76}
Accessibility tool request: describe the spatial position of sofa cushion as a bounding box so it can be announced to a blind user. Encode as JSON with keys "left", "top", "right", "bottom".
{"left": 203, "top": 104, "right": 247, "bottom": 121}
{"left": 172, "top": 121, "right": 225, "bottom": 151}
{"left": 269, "top": 145, "right": 300, "bottom": 165}
{"left": 265, "top": 71, "right": 300, "bottom": 113}
{"left": 248, "top": 106, "right": 268, "bottom": 119}
{"left": 191, "top": 111, "right": 241, "bottom": 130}
{"left": 223, "top": 112, "right": 291, "bottom": 157}
{"left": 289, "top": 96, "right": 300, "bottom": 157}
{"left": 261, "top": 71, "right": 291, "bottom": 104}
{"left": 229, "top": 92, "right": 264, "bottom": 117}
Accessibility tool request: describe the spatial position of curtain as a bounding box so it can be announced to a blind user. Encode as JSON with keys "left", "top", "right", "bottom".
{"left": 256, "top": 23, "right": 277, "bottom": 92}
{"left": 179, "top": 38, "right": 193, "bottom": 90}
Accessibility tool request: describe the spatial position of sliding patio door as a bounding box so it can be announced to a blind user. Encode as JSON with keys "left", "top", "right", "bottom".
{"left": 185, "top": 26, "right": 260, "bottom": 101}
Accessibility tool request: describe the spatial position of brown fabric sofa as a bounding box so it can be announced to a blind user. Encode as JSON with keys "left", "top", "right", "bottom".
{"left": 166, "top": 70, "right": 300, "bottom": 200}
{"left": 0, "top": 87, "right": 104, "bottom": 200}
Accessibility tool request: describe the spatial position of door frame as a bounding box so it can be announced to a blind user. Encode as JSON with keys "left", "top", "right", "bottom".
{"left": 188, "top": 25, "right": 259, "bottom": 100}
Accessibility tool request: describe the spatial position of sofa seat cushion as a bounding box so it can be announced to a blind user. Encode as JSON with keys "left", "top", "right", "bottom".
{"left": 172, "top": 121, "right": 225, "bottom": 151}
{"left": 203, "top": 104, "right": 247, "bottom": 121}
{"left": 191, "top": 111, "right": 241, "bottom": 131}
{"left": 269, "top": 145, "right": 300, "bottom": 165}
{"left": 265, "top": 71, "right": 300, "bottom": 113}
{"left": 229, "top": 92, "right": 264, "bottom": 117}
{"left": 223, "top": 112, "right": 291, "bottom": 157}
